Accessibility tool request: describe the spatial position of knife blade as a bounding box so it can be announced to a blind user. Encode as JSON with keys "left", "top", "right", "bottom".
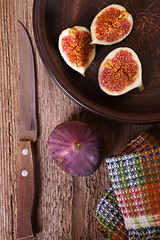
{"left": 17, "top": 21, "right": 37, "bottom": 240}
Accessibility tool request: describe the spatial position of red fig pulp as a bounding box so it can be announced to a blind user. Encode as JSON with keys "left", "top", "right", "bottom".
{"left": 98, "top": 47, "right": 143, "bottom": 96}
{"left": 47, "top": 121, "right": 104, "bottom": 177}
{"left": 91, "top": 4, "right": 133, "bottom": 45}
{"left": 58, "top": 26, "right": 96, "bottom": 76}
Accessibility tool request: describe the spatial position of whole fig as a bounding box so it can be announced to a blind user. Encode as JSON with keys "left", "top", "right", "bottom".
{"left": 47, "top": 121, "right": 104, "bottom": 177}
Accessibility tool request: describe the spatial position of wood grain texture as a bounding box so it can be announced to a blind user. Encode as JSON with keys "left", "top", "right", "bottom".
{"left": 1, "top": 0, "right": 160, "bottom": 240}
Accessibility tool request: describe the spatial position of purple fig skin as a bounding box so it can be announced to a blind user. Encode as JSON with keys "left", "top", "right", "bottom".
{"left": 47, "top": 121, "right": 104, "bottom": 177}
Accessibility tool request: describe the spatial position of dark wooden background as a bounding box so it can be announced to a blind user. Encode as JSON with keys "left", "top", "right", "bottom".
{"left": 1, "top": 0, "right": 160, "bottom": 239}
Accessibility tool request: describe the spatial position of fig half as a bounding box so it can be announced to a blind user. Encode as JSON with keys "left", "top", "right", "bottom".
{"left": 58, "top": 26, "right": 96, "bottom": 76}
{"left": 98, "top": 47, "right": 143, "bottom": 96}
{"left": 91, "top": 4, "right": 133, "bottom": 45}
{"left": 47, "top": 121, "right": 104, "bottom": 177}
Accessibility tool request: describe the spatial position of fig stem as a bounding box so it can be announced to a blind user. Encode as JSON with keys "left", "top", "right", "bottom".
{"left": 74, "top": 142, "right": 81, "bottom": 150}
{"left": 138, "top": 84, "right": 144, "bottom": 91}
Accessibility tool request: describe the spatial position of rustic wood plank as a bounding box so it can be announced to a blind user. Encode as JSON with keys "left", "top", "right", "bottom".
{"left": 0, "top": 0, "right": 19, "bottom": 239}
{"left": 1, "top": 0, "right": 160, "bottom": 240}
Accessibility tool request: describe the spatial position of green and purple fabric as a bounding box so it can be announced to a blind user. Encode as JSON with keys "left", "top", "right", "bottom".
{"left": 95, "top": 185, "right": 128, "bottom": 239}
{"left": 95, "top": 132, "right": 160, "bottom": 240}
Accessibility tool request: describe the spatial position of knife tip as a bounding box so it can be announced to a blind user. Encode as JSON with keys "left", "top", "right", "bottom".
{"left": 18, "top": 20, "right": 22, "bottom": 25}
{"left": 18, "top": 21, "right": 26, "bottom": 31}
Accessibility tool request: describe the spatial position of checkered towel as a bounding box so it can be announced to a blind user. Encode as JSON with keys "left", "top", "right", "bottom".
{"left": 95, "top": 131, "right": 160, "bottom": 240}
{"left": 95, "top": 185, "right": 128, "bottom": 239}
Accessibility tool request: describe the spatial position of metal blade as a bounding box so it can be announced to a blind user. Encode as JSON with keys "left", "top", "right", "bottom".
{"left": 18, "top": 22, "right": 37, "bottom": 142}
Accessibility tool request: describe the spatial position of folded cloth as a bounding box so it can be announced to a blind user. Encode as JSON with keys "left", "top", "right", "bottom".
{"left": 95, "top": 131, "right": 160, "bottom": 240}
{"left": 107, "top": 146, "right": 160, "bottom": 239}
{"left": 95, "top": 185, "right": 128, "bottom": 240}
{"left": 116, "top": 131, "right": 160, "bottom": 156}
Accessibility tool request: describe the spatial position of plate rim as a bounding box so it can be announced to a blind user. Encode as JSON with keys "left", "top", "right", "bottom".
{"left": 32, "top": 0, "right": 160, "bottom": 123}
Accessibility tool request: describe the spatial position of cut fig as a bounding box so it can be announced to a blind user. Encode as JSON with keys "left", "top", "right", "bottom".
{"left": 47, "top": 121, "right": 104, "bottom": 177}
{"left": 91, "top": 4, "right": 133, "bottom": 45}
{"left": 58, "top": 26, "right": 96, "bottom": 76}
{"left": 98, "top": 47, "right": 143, "bottom": 96}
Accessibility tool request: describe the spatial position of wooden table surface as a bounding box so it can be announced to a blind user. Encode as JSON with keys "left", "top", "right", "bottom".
{"left": 1, "top": 0, "right": 160, "bottom": 239}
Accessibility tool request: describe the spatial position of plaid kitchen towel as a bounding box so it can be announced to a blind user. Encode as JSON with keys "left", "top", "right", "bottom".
{"left": 95, "top": 185, "right": 128, "bottom": 239}
{"left": 116, "top": 131, "right": 160, "bottom": 156}
{"left": 107, "top": 146, "right": 160, "bottom": 239}
{"left": 95, "top": 131, "right": 160, "bottom": 240}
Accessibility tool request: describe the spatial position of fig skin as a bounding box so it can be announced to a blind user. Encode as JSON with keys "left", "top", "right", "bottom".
{"left": 47, "top": 121, "right": 104, "bottom": 177}
{"left": 90, "top": 4, "right": 133, "bottom": 45}
{"left": 98, "top": 47, "right": 143, "bottom": 96}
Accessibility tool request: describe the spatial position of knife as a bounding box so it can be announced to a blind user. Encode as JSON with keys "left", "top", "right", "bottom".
{"left": 17, "top": 21, "right": 37, "bottom": 239}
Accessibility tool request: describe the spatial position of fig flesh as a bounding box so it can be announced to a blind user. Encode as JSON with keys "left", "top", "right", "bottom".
{"left": 98, "top": 47, "right": 143, "bottom": 96}
{"left": 91, "top": 4, "right": 133, "bottom": 45}
{"left": 47, "top": 121, "right": 104, "bottom": 177}
{"left": 58, "top": 26, "right": 96, "bottom": 76}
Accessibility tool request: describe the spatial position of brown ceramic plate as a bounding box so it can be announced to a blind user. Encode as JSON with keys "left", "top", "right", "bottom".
{"left": 33, "top": 0, "right": 160, "bottom": 123}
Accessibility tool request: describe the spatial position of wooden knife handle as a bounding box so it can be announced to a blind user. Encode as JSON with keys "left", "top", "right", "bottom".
{"left": 17, "top": 140, "right": 34, "bottom": 239}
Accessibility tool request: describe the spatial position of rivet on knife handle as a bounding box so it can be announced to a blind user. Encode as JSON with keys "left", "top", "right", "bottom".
{"left": 17, "top": 140, "right": 34, "bottom": 239}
